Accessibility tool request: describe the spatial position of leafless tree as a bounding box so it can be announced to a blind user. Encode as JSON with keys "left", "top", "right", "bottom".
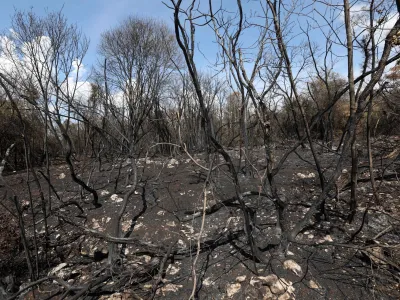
{"left": 1, "top": 2, "right": 399, "bottom": 298}
{"left": 168, "top": 0, "right": 400, "bottom": 273}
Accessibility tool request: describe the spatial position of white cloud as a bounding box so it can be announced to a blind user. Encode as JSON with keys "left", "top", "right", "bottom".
{"left": 0, "top": 36, "right": 19, "bottom": 75}
{"left": 112, "top": 90, "right": 125, "bottom": 108}
{"left": 374, "top": 13, "right": 398, "bottom": 45}
{"left": 339, "top": 4, "right": 398, "bottom": 46}
{"left": 0, "top": 33, "right": 92, "bottom": 108}
{"left": 60, "top": 78, "right": 92, "bottom": 105}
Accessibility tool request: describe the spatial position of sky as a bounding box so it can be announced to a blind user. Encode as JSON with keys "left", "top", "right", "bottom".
{"left": 0, "top": 0, "right": 305, "bottom": 74}
{"left": 0, "top": 0, "right": 176, "bottom": 68}
{"left": 0, "top": 0, "right": 398, "bottom": 98}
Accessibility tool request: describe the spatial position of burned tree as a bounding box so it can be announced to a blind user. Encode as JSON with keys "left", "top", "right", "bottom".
{"left": 0, "top": 1, "right": 399, "bottom": 299}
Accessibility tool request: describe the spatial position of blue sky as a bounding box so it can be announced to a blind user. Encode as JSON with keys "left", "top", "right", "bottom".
{"left": 0, "top": 0, "right": 177, "bottom": 68}
{"left": 0, "top": 0, "right": 279, "bottom": 74}
{"left": 0, "top": 0, "right": 398, "bottom": 83}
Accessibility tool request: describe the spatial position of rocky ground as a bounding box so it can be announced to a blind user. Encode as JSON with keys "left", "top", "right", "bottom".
{"left": 0, "top": 137, "right": 399, "bottom": 299}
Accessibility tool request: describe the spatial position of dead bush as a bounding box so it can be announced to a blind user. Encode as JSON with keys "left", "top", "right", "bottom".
{"left": 0, "top": 210, "right": 20, "bottom": 264}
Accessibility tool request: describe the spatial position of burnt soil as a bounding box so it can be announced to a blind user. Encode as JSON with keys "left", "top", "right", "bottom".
{"left": 1, "top": 138, "right": 399, "bottom": 299}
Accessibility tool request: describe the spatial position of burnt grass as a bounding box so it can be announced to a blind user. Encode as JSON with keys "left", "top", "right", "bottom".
{"left": 1, "top": 138, "right": 399, "bottom": 299}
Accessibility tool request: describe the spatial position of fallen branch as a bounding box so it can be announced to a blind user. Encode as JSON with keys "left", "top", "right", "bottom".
{"left": 341, "top": 173, "right": 399, "bottom": 191}
{"left": 59, "top": 213, "right": 245, "bottom": 258}
{"left": 7, "top": 276, "right": 82, "bottom": 300}
{"left": 58, "top": 214, "right": 166, "bottom": 253}
{"left": 68, "top": 274, "right": 111, "bottom": 300}
{"left": 183, "top": 191, "right": 273, "bottom": 220}
{"left": 360, "top": 247, "right": 400, "bottom": 271}
{"left": 373, "top": 225, "right": 394, "bottom": 240}
{"left": 183, "top": 197, "right": 237, "bottom": 219}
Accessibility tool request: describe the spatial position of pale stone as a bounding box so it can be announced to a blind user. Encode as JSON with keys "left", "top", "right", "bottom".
{"left": 110, "top": 194, "right": 123, "bottom": 203}
{"left": 236, "top": 275, "right": 247, "bottom": 282}
{"left": 283, "top": 259, "right": 302, "bottom": 276}
{"left": 21, "top": 200, "right": 30, "bottom": 208}
{"left": 121, "top": 220, "right": 131, "bottom": 232}
{"left": 177, "top": 239, "right": 186, "bottom": 248}
{"left": 92, "top": 218, "right": 101, "bottom": 230}
{"left": 142, "top": 255, "right": 152, "bottom": 263}
{"left": 258, "top": 274, "right": 278, "bottom": 286}
{"left": 226, "top": 283, "right": 241, "bottom": 297}
{"left": 270, "top": 280, "right": 287, "bottom": 294}
{"left": 203, "top": 277, "right": 212, "bottom": 286}
{"left": 133, "top": 222, "right": 144, "bottom": 231}
{"left": 309, "top": 279, "right": 320, "bottom": 289}
{"left": 169, "top": 158, "right": 179, "bottom": 165}
{"left": 166, "top": 264, "right": 180, "bottom": 275}
{"left": 297, "top": 172, "right": 315, "bottom": 179}
{"left": 182, "top": 224, "right": 194, "bottom": 232}
{"left": 166, "top": 221, "right": 176, "bottom": 227}
{"left": 160, "top": 284, "right": 183, "bottom": 295}
{"left": 270, "top": 278, "right": 294, "bottom": 296}
{"left": 48, "top": 263, "right": 68, "bottom": 276}
{"left": 262, "top": 287, "right": 274, "bottom": 300}
{"left": 250, "top": 277, "right": 260, "bottom": 286}
{"left": 100, "top": 190, "right": 110, "bottom": 196}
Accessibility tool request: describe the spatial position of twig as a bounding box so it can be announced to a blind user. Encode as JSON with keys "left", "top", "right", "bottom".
{"left": 348, "top": 205, "right": 370, "bottom": 242}
{"left": 189, "top": 158, "right": 214, "bottom": 300}
{"left": 149, "top": 242, "right": 175, "bottom": 299}
{"left": 7, "top": 276, "right": 80, "bottom": 300}
{"left": 37, "top": 170, "right": 61, "bottom": 200}
{"left": 68, "top": 274, "right": 111, "bottom": 300}
{"left": 373, "top": 225, "right": 394, "bottom": 240}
